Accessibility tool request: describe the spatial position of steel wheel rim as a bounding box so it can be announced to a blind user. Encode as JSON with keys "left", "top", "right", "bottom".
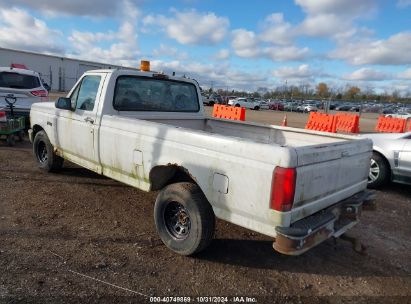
{"left": 164, "top": 201, "right": 191, "bottom": 240}
{"left": 37, "top": 141, "right": 48, "bottom": 163}
{"left": 368, "top": 158, "right": 380, "bottom": 183}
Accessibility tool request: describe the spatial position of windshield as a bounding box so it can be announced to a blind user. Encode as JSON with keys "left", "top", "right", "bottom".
{"left": 0, "top": 72, "right": 40, "bottom": 89}
{"left": 113, "top": 76, "right": 200, "bottom": 112}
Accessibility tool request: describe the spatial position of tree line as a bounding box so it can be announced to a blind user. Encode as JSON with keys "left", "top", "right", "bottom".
{"left": 209, "top": 82, "right": 411, "bottom": 103}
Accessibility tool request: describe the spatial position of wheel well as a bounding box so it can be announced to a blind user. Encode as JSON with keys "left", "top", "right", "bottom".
{"left": 149, "top": 165, "right": 196, "bottom": 191}
{"left": 373, "top": 150, "right": 391, "bottom": 177}
{"left": 32, "top": 125, "right": 44, "bottom": 138}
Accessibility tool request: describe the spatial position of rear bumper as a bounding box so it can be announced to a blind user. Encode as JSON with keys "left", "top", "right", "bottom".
{"left": 273, "top": 190, "right": 375, "bottom": 255}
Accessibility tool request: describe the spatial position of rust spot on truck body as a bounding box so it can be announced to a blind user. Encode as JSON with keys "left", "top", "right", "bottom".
{"left": 273, "top": 226, "right": 333, "bottom": 256}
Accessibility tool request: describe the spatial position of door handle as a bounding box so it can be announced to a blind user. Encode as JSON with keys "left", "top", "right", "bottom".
{"left": 84, "top": 117, "right": 94, "bottom": 124}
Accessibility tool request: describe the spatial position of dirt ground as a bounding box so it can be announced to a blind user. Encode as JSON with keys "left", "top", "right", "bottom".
{"left": 1, "top": 110, "right": 411, "bottom": 303}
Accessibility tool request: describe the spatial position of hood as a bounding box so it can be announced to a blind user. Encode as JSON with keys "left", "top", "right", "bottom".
{"left": 361, "top": 132, "right": 410, "bottom": 140}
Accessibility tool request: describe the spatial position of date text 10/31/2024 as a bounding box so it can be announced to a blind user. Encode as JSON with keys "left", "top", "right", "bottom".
{"left": 149, "top": 296, "right": 258, "bottom": 303}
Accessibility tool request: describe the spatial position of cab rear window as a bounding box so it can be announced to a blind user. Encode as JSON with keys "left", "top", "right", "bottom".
{"left": 0, "top": 72, "right": 40, "bottom": 89}
{"left": 113, "top": 76, "right": 199, "bottom": 112}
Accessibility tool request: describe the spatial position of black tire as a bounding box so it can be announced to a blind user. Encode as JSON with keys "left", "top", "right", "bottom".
{"left": 368, "top": 152, "right": 390, "bottom": 189}
{"left": 254, "top": 106, "right": 260, "bottom": 110}
{"left": 235, "top": 104, "right": 240, "bottom": 107}
{"left": 33, "top": 130, "right": 64, "bottom": 172}
{"left": 208, "top": 101, "right": 215, "bottom": 106}
{"left": 154, "top": 182, "right": 215, "bottom": 256}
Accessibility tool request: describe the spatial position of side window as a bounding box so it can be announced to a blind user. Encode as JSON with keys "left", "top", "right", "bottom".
{"left": 71, "top": 76, "right": 101, "bottom": 111}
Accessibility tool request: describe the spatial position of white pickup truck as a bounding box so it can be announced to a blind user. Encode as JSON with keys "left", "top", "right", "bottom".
{"left": 29, "top": 68, "right": 374, "bottom": 256}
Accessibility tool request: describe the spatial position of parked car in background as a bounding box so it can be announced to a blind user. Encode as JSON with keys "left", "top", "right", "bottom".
{"left": 386, "top": 108, "right": 411, "bottom": 120}
{"left": 335, "top": 104, "right": 353, "bottom": 111}
{"left": 228, "top": 97, "right": 261, "bottom": 110}
{"left": 298, "top": 103, "right": 318, "bottom": 113}
{"left": 283, "top": 102, "right": 300, "bottom": 112}
{"left": 364, "top": 132, "right": 411, "bottom": 188}
{"left": 257, "top": 99, "right": 270, "bottom": 110}
{"left": 202, "top": 95, "right": 215, "bottom": 106}
{"left": 202, "top": 94, "right": 212, "bottom": 106}
{"left": 0, "top": 66, "right": 48, "bottom": 120}
{"left": 42, "top": 81, "right": 51, "bottom": 92}
{"left": 268, "top": 101, "right": 284, "bottom": 111}
{"left": 350, "top": 105, "right": 360, "bottom": 112}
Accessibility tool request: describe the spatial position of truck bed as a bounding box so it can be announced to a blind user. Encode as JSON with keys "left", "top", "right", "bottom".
{"left": 143, "top": 117, "right": 371, "bottom": 225}
{"left": 148, "top": 117, "right": 351, "bottom": 147}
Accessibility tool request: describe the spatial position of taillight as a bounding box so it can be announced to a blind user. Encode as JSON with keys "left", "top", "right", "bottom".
{"left": 30, "top": 90, "right": 48, "bottom": 97}
{"left": 270, "top": 167, "right": 296, "bottom": 212}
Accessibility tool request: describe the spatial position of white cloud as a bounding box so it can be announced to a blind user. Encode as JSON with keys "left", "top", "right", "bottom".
{"left": 343, "top": 68, "right": 391, "bottom": 81}
{"left": 0, "top": 0, "right": 140, "bottom": 16}
{"left": 143, "top": 10, "right": 229, "bottom": 45}
{"left": 330, "top": 32, "right": 411, "bottom": 65}
{"left": 259, "top": 13, "right": 293, "bottom": 45}
{"left": 273, "top": 64, "right": 316, "bottom": 79}
{"left": 231, "top": 29, "right": 259, "bottom": 58}
{"left": 0, "top": 7, "right": 62, "bottom": 53}
{"left": 294, "top": 0, "right": 376, "bottom": 41}
{"left": 295, "top": 0, "right": 375, "bottom": 16}
{"left": 68, "top": 0, "right": 140, "bottom": 66}
{"left": 214, "top": 49, "right": 230, "bottom": 60}
{"left": 398, "top": 68, "right": 411, "bottom": 79}
{"left": 262, "top": 46, "right": 309, "bottom": 61}
{"left": 297, "top": 13, "right": 352, "bottom": 38}
{"left": 150, "top": 59, "right": 271, "bottom": 91}
{"left": 231, "top": 28, "right": 309, "bottom": 62}
{"left": 152, "top": 44, "right": 188, "bottom": 60}
{"left": 397, "top": 0, "right": 411, "bottom": 8}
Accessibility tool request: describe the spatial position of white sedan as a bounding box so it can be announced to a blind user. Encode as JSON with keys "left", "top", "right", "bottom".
{"left": 228, "top": 98, "right": 261, "bottom": 110}
{"left": 363, "top": 132, "right": 411, "bottom": 188}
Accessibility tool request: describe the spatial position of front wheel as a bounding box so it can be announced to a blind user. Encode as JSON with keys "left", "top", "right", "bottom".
{"left": 368, "top": 152, "right": 390, "bottom": 189}
{"left": 33, "top": 130, "right": 64, "bottom": 172}
{"left": 154, "top": 182, "right": 215, "bottom": 256}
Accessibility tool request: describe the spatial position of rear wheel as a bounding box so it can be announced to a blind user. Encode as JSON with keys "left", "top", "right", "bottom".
{"left": 235, "top": 104, "right": 240, "bottom": 107}
{"left": 368, "top": 152, "right": 390, "bottom": 189}
{"left": 154, "top": 182, "right": 215, "bottom": 256}
{"left": 33, "top": 130, "right": 64, "bottom": 172}
{"left": 254, "top": 106, "right": 260, "bottom": 110}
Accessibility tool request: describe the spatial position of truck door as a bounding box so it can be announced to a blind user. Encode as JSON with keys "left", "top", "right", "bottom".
{"left": 55, "top": 74, "right": 105, "bottom": 173}
{"left": 399, "top": 138, "right": 411, "bottom": 178}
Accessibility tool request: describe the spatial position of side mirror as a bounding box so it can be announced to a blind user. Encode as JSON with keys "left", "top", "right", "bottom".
{"left": 55, "top": 97, "right": 73, "bottom": 111}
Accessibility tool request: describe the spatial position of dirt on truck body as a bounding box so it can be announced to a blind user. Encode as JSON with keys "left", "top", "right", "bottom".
{"left": 1, "top": 141, "right": 411, "bottom": 303}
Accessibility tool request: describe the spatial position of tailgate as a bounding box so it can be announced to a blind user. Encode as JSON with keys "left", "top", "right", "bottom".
{"left": 291, "top": 138, "right": 372, "bottom": 222}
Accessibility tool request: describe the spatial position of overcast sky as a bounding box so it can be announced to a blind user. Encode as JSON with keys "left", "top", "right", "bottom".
{"left": 0, "top": 0, "right": 410, "bottom": 93}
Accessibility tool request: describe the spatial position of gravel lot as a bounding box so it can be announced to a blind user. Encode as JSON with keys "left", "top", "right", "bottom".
{"left": 1, "top": 110, "right": 410, "bottom": 303}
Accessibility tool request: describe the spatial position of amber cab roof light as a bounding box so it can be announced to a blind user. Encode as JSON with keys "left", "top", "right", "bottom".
{"left": 140, "top": 60, "right": 150, "bottom": 72}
